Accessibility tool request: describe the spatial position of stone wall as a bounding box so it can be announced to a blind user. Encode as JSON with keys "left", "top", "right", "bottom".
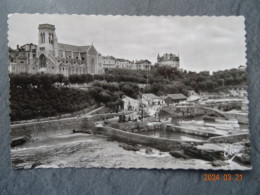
{"left": 95, "top": 126, "right": 205, "bottom": 152}
{"left": 11, "top": 105, "right": 97, "bottom": 125}
{"left": 109, "top": 122, "right": 146, "bottom": 131}
{"left": 208, "top": 133, "right": 250, "bottom": 143}
{"left": 10, "top": 117, "right": 95, "bottom": 139}
{"left": 166, "top": 124, "right": 221, "bottom": 137}
{"left": 10, "top": 111, "right": 134, "bottom": 139}
{"left": 224, "top": 112, "right": 249, "bottom": 124}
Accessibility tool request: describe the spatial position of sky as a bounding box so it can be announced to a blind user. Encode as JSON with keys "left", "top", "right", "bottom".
{"left": 8, "top": 14, "right": 246, "bottom": 72}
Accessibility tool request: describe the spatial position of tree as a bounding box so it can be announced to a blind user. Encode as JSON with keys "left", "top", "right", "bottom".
{"left": 121, "top": 84, "right": 136, "bottom": 98}
{"left": 86, "top": 74, "right": 94, "bottom": 83}
{"left": 155, "top": 66, "right": 176, "bottom": 80}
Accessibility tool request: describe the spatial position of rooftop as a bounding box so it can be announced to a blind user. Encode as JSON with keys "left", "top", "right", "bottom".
{"left": 58, "top": 43, "right": 91, "bottom": 52}
{"left": 166, "top": 94, "right": 187, "bottom": 100}
{"left": 142, "top": 93, "right": 160, "bottom": 99}
{"left": 136, "top": 60, "right": 151, "bottom": 64}
{"left": 122, "top": 95, "right": 140, "bottom": 102}
{"left": 158, "top": 53, "right": 179, "bottom": 62}
{"left": 38, "top": 24, "right": 56, "bottom": 30}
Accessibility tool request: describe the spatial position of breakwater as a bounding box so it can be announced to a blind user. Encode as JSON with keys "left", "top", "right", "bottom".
{"left": 10, "top": 117, "right": 87, "bottom": 139}
{"left": 95, "top": 126, "right": 205, "bottom": 152}
{"left": 10, "top": 111, "right": 134, "bottom": 139}
{"left": 166, "top": 124, "right": 222, "bottom": 137}
{"left": 208, "top": 133, "right": 249, "bottom": 143}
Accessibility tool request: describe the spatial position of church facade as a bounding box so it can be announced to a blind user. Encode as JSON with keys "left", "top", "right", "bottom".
{"left": 9, "top": 24, "right": 103, "bottom": 76}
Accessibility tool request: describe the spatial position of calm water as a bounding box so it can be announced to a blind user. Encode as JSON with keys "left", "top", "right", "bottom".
{"left": 137, "top": 130, "right": 208, "bottom": 141}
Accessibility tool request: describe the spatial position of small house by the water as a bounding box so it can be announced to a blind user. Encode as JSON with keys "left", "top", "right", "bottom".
{"left": 122, "top": 95, "right": 140, "bottom": 111}
{"left": 162, "top": 94, "right": 187, "bottom": 105}
{"left": 142, "top": 93, "right": 165, "bottom": 106}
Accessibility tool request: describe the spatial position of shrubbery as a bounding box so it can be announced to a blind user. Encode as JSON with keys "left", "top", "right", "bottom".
{"left": 10, "top": 73, "right": 68, "bottom": 88}
{"left": 10, "top": 87, "right": 93, "bottom": 121}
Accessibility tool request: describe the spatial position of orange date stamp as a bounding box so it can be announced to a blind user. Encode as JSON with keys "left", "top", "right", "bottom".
{"left": 204, "top": 174, "right": 242, "bottom": 181}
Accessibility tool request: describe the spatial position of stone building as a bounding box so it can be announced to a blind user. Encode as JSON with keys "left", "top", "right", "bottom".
{"left": 9, "top": 24, "right": 101, "bottom": 76}
{"left": 102, "top": 56, "right": 116, "bottom": 69}
{"left": 157, "top": 53, "right": 180, "bottom": 68}
{"left": 115, "top": 59, "right": 135, "bottom": 69}
{"left": 162, "top": 94, "right": 187, "bottom": 105}
{"left": 9, "top": 43, "right": 37, "bottom": 73}
{"left": 122, "top": 95, "right": 140, "bottom": 111}
{"left": 142, "top": 93, "right": 165, "bottom": 106}
{"left": 135, "top": 60, "right": 152, "bottom": 70}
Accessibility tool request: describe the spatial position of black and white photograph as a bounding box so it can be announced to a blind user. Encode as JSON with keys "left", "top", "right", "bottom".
{"left": 8, "top": 14, "right": 251, "bottom": 170}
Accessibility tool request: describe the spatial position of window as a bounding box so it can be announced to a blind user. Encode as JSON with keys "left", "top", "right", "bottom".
{"left": 49, "top": 33, "right": 54, "bottom": 44}
{"left": 41, "top": 33, "right": 45, "bottom": 43}
{"left": 82, "top": 57, "right": 85, "bottom": 61}
{"left": 76, "top": 57, "right": 78, "bottom": 60}
{"left": 52, "top": 66, "right": 54, "bottom": 69}
{"left": 40, "top": 47, "right": 45, "bottom": 51}
{"left": 20, "top": 61, "right": 24, "bottom": 64}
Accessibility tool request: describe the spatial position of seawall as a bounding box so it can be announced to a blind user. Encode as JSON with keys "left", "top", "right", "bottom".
{"left": 208, "top": 133, "right": 250, "bottom": 143}
{"left": 10, "top": 111, "right": 134, "bottom": 139}
{"left": 166, "top": 124, "right": 222, "bottom": 137}
{"left": 95, "top": 126, "right": 205, "bottom": 152}
{"left": 223, "top": 112, "right": 249, "bottom": 124}
{"left": 10, "top": 117, "right": 90, "bottom": 139}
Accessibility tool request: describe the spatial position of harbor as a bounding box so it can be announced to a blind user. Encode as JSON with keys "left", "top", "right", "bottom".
{"left": 11, "top": 96, "right": 251, "bottom": 170}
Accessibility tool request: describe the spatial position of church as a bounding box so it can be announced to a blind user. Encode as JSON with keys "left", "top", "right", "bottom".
{"left": 9, "top": 24, "right": 103, "bottom": 76}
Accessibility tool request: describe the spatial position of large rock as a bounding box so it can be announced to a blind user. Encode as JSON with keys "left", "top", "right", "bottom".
{"left": 212, "top": 160, "right": 229, "bottom": 167}
{"left": 118, "top": 143, "right": 141, "bottom": 151}
{"left": 145, "top": 147, "right": 153, "bottom": 155}
{"left": 11, "top": 136, "right": 27, "bottom": 147}
{"left": 233, "top": 154, "right": 251, "bottom": 166}
{"left": 183, "top": 143, "right": 227, "bottom": 161}
{"left": 170, "top": 150, "right": 190, "bottom": 159}
{"left": 232, "top": 146, "right": 251, "bottom": 166}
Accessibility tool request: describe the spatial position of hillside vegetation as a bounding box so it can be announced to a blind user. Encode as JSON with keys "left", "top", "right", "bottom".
{"left": 10, "top": 67, "right": 247, "bottom": 121}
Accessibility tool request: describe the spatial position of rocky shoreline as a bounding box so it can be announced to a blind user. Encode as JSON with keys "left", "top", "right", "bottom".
{"left": 112, "top": 140, "right": 251, "bottom": 168}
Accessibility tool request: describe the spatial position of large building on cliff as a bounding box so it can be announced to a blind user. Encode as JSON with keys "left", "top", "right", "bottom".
{"left": 9, "top": 24, "right": 103, "bottom": 76}
{"left": 157, "top": 53, "right": 180, "bottom": 68}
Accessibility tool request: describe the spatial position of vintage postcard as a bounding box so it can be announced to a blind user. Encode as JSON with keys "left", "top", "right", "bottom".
{"left": 8, "top": 14, "right": 251, "bottom": 170}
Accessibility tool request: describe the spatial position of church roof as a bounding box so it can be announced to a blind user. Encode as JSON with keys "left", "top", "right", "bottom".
{"left": 58, "top": 43, "right": 91, "bottom": 52}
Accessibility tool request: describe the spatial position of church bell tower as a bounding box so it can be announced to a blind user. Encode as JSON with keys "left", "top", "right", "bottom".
{"left": 37, "top": 24, "right": 58, "bottom": 58}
